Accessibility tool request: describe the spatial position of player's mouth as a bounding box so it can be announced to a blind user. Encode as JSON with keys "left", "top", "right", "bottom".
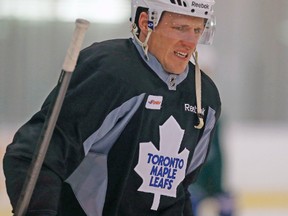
{"left": 174, "top": 51, "right": 188, "bottom": 59}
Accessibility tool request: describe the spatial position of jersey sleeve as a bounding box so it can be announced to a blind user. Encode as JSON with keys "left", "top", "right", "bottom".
{"left": 3, "top": 43, "right": 135, "bottom": 215}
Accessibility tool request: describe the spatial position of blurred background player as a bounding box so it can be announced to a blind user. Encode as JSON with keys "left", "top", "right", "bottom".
{"left": 189, "top": 121, "right": 235, "bottom": 216}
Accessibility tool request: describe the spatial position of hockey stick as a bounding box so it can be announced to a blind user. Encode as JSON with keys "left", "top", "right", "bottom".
{"left": 14, "top": 18, "right": 90, "bottom": 216}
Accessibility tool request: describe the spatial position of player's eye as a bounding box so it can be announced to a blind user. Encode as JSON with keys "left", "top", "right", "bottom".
{"left": 172, "top": 26, "right": 185, "bottom": 31}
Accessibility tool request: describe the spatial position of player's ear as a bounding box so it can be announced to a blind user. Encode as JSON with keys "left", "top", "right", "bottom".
{"left": 138, "top": 11, "right": 149, "bottom": 37}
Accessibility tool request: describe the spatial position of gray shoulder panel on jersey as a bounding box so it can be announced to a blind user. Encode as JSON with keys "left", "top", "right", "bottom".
{"left": 83, "top": 93, "right": 146, "bottom": 155}
{"left": 65, "top": 93, "right": 145, "bottom": 216}
{"left": 186, "top": 107, "right": 216, "bottom": 175}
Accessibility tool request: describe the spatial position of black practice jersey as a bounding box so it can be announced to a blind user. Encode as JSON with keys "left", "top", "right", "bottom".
{"left": 4, "top": 38, "right": 221, "bottom": 216}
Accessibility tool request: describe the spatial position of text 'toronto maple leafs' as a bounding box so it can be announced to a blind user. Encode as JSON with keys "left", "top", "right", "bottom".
{"left": 134, "top": 116, "right": 189, "bottom": 210}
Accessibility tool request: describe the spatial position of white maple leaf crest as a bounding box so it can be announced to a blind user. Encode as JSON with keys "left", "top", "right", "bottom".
{"left": 134, "top": 116, "right": 190, "bottom": 211}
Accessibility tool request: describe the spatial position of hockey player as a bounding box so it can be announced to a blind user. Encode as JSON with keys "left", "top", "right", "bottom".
{"left": 3, "top": 0, "right": 221, "bottom": 215}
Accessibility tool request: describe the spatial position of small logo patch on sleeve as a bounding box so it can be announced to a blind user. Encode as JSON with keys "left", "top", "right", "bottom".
{"left": 145, "top": 95, "right": 163, "bottom": 110}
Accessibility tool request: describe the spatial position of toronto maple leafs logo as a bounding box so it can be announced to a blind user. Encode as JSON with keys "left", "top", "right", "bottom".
{"left": 134, "top": 116, "right": 189, "bottom": 211}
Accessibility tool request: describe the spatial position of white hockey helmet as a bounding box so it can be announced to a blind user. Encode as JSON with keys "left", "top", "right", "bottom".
{"left": 131, "top": 0, "right": 216, "bottom": 45}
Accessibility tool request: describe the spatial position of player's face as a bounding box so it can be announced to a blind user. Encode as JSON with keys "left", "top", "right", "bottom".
{"left": 148, "top": 12, "right": 205, "bottom": 74}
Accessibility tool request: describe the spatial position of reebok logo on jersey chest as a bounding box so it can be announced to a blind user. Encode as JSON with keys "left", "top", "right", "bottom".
{"left": 184, "top": 103, "right": 205, "bottom": 115}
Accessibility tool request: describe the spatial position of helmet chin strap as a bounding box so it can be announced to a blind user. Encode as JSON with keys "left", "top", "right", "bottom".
{"left": 132, "top": 23, "right": 153, "bottom": 60}
{"left": 193, "top": 50, "right": 205, "bottom": 129}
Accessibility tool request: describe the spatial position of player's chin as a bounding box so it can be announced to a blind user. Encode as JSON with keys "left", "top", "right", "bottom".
{"left": 173, "top": 62, "right": 189, "bottom": 74}
{"left": 166, "top": 65, "right": 187, "bottom": 75}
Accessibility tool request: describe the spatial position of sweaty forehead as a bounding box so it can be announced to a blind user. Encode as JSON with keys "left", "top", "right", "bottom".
{"left": 161, "top": 11, "right": 205, "bottom": 24}
{"left": 161, "top": 11, "right": 204, "bottom": 23}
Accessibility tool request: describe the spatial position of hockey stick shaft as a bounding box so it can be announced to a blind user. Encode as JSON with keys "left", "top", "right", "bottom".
{"left": 14, "top": 19, "right": 90, "bottom": 216}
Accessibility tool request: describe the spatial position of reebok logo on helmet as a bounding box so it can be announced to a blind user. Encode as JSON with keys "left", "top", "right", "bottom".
{"left": 191, "top": 1, "right": 209, "bottom": 9}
